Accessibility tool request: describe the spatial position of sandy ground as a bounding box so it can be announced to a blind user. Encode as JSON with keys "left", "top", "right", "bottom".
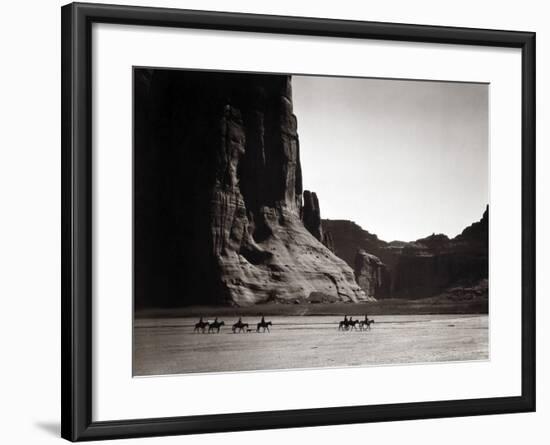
{"left": 133, "top": 314, "right": 488, "bottom": 376}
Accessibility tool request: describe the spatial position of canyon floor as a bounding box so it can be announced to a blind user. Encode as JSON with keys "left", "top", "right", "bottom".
{"left": 133, "top": 313, "right": 488, "bottom": 376}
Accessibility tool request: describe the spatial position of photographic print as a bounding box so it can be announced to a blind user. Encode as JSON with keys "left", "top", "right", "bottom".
{"left": 61, "top": 5, "right": 535, "bottom": 439}
{"left": 133, "top": 68, "right": 489, "bottom": 377}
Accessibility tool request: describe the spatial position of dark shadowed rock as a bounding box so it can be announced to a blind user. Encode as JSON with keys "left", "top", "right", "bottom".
{"left": 134, "top": 69, "right": 367, "bottom": 308}
{"left": 302, "top": 190, "right": 323, "bottom": 241}
{"left": 322, "top": 231, "right": 335, "bottom": 252}
{"left": 414, "top": 233, "right": 450, "bottom": 251}
{"left": 455, "top": 205, "right": 489, "bottom": 245}
{"left": 322, "top": 207, "right": 489, "bottom": 299}
{"left": 321, "top": 220, "right": 388, "bottom": 266}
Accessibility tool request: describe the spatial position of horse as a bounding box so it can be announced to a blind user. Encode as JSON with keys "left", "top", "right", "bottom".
{"left": 338, "top": 316, "right": 358, "bottom": 331}
{"left": 208, "top": 320, "right": 225, "bottom": 333}
{"left": 359, "top": 319, "right": 375, "bottom": 331}
{"left": 339, "top": 315, "right": 351, "bottom": 331}
{"left": 193, "top": 320, "right": 209, "bottom": 333}
{"left": 232, "top": 320, "right": 249, "bottom": 333}
{"left": 256, "top": 320, "right": 272, "bottom": 333}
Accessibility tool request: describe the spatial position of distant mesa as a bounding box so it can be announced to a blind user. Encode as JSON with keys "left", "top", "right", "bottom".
{"left": 322, "top": 206, "right": 489, "bottom": 300}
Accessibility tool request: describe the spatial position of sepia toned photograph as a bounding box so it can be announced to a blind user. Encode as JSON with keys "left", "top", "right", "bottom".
{"left": 133, "top": 68, "right": 489, "bottom": 377}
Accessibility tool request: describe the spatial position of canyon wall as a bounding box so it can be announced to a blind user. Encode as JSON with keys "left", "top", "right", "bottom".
{"left": 354, "top": 250, "right": 388, "bottom": 299}
{"left": 134, "top": 69, "right": 368, "bottom": 308}
{"left": 323, "top": 207, "right": 489, "bottom": 299}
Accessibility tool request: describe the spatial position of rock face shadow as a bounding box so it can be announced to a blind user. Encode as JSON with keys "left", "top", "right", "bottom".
{"left": 134, "top": 69, "right": 488, "bottom": 309}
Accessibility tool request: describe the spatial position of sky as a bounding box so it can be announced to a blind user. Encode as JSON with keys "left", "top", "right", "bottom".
{"left": 292, "top": 75, "right": 489, "bottom": 242}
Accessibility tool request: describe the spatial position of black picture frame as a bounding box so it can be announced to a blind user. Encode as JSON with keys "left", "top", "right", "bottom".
{"left": 61, "top": 2, "right": 536, "bottom": 441}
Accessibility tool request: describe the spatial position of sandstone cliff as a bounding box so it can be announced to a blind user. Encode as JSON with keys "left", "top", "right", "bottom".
{"left": 354, "top": 250, "right": 388, "bottom": 299}
{"left": 134, "top": 69, "right": 368, "bottom": 308}
{"left": 322, "top": 207, "right": 489, "bottom": 299}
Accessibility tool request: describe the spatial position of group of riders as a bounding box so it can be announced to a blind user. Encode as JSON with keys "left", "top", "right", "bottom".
{"left": 339, "top": 314, "right": 375, "bottom": 331}
{"left": 194, "top": 314, "right": 374, "bottom": 333}
{"left": 193, "top": 316, "right": 272, "bottom": 334}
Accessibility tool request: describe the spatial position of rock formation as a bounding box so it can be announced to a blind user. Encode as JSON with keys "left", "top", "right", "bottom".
{"left": 134, "top": 69, "right": 368, "bottom": 308}
{"left": 321, "top": 220, "right": 388, "bottom": 267}
{"left": 322, "top": 207, "right": 489, "bottom": 299}
{"left": 302, "top": 190, "right": 323, "bottom": 241}
{"left": 354, "top": 250, "right": 387, "bottom": 299}
{"left": 322, "top": 231, "right": 335, "bottom": 253}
